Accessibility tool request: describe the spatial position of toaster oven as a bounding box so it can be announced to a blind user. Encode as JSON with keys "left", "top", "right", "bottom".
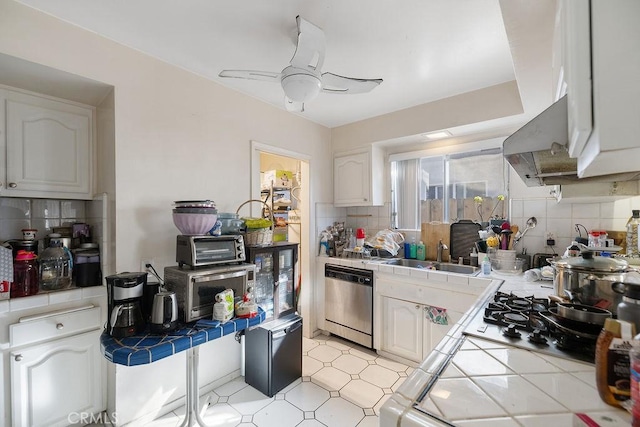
{"left": 176, "top": 234, "right": 245, "bottom": 268}
{"left": 164, "top": 263, "right": 255, "bottom": 323}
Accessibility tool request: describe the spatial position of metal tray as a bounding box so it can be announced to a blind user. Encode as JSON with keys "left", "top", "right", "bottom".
{"left": 449, "top": 220, "right": 481, "bottom": 262}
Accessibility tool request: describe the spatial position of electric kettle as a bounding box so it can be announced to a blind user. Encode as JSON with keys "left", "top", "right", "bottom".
{"left": 149, "top": 291, "right": 178, "bottom": 334}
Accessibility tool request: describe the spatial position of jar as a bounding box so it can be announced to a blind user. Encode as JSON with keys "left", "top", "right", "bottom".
{"left": 11, "top": 250, "right": 39, "bottom": 298}
{"left": 39, "top": 238, "right": 72, "bottom": 291}
{"left": 73, "top": 248, "right": 101, "bottom": 287}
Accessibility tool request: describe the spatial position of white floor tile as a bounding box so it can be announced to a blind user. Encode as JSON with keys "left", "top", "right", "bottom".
{"left": 356, "top": 415, "right": 380, "bottom": 427}
{"left": 332, "top": 354, "right": 369, "bottom": 374}
{"left": 374, "top": 357, "right": 408, "bottom": 372}
{"left": 349, "top": 347, "right": 378, "bottom": 361}
{"left": 340, "top": 379, "right": 384, "bottom": 408}
{"left": 252, "top": 400, "right": 303, "bottom": 427}
{"left": 302, "top": 337, "right": 320, "bottom": 352}
{"left": 373, "top": 394, "right": 390, "bottom": 415}
{"left": 325, "top": 338, "right": 352, "bottom": 351}
{"left": 315, "top": 397, "right": 365, "bottom": 427}
{"left": 359, "top": 364, "right": 400, "bottom": 388}
{"left": 214, "top": 376, "right": 249, "bottom": 396}
{"left": 311, "top": 366, "right": 352, "bottom": 391}
{"left": 297, "top": 420, "right": 326, "bottom": 427}
{"left": 391, "top": 376, "right": 406, "bottom": 392}
{"left": 307, "top": 343, "right": 343, "bottom": 362}
{"left": 302, "top": 354, "right": 324, "bottom": 376}
{"left": 200, "top": 402, "right": 243, "bottom": 427}
{"left": 285, "top": 381, "right": 330, "bottom": 411}
{"left": 227, "top": 385, "right": 274, "bottom": 415}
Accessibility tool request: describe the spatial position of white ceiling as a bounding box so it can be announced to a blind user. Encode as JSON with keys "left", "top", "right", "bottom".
{"left": 13, "top": 0, "right": 557, "bottom": 135}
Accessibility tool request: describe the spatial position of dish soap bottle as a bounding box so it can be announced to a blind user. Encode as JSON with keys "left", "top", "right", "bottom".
{"left": 481, "top": 255, "right": 491, "bottom": 275}
{"left": 409, "top": 239, "right": 417, "bottom": 259}
{"left": 627, "top": 210, "right": 640, "bottom": 256}
{"left": 416, "top": 241, "right": 426, "bottom": 261}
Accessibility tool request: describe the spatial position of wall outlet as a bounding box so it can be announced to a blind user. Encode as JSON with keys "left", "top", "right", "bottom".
{"left": 140, "top": 258, "right": 154, "bottom": 274}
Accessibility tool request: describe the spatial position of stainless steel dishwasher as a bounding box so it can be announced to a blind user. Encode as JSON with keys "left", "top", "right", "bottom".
{"left": 324, "top": 264, "right": 373, "bottom": 348}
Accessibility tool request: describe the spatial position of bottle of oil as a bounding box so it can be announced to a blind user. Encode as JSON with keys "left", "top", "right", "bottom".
{"left": 595, "top": 318, "right": 636, "bottom": 407}
{"left": 627, "top": 210, "right": 640, "bottom": 256}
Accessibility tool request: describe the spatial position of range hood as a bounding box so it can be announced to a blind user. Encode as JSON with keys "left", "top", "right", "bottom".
{"left": 503, "top": 95, "right": 640, "bottom": 186}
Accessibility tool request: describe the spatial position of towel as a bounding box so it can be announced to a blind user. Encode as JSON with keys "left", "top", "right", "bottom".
{"left": 0, "top": 246, "right": 12, "bottom": 299}
{"left": 426, "top": 305, "right": 448, "bottom": 325}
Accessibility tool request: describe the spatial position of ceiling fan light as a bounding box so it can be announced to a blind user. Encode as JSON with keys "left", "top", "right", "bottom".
{"left": 281, "top": 73, "right": 322, "bottom": 103}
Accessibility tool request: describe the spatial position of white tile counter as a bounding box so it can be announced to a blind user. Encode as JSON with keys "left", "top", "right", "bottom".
{"left": 378, "top": 272, "right": 632, "bottom": 426}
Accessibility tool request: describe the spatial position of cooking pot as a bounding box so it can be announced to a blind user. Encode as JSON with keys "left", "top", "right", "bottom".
{"left": 551, "top": 252, "right": 630, "bottom": 315}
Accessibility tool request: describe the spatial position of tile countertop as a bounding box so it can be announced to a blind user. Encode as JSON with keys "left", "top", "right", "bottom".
{"left": 361, "top": 268, "right": 633, "bottom": 426}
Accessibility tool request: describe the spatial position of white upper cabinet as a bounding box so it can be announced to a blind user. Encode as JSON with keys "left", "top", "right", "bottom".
{"left": 334, "top": 146, "right": 384, "bottom": 207}
{"left": 0, "top": 88, "right": 94, "bottom": 199}
{"left": 558, "top": 0, "right": 640, "bottom": 178}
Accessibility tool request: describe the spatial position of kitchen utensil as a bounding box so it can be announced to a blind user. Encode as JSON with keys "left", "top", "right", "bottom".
{"left": 554, "top": 302, "right": 612, "bottom": 326}
{"left": 172, "top": 212, "right": 218, "bottom": 235}
{"left": 550, "top": 252, "right": 630, "bottom": 315}
{"left": 540, "top": 309, "right": 602, "bottom": 341}
{"left": 500, "top": 229, "right": 513, "bottom": 250}
{"left": 508, "top": 225, "right": 518, "bottom": 249}
{"left": 512, "top": 217, "right": 537, "bottom": 247}
{"left": 106, "top": 272, "right": 147, "bottom": 337}
{"left": 490, "top": 258, "right": 524, "bottom": 275}
{"left": 149, "top": 291, "right": 178, "bottom": 333}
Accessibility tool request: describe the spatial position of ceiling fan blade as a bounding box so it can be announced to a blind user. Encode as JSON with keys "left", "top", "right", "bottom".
{"left": 218, "top": 70, "right": 281, "bottom": 82}
{"left": 290, "top": 16, "right": 326, "bottom": 72}
{"left": 285, "top": 96, "right": 304, "bottom": 112}
{"left": 321, "top": 72, "right": 383, "bottom": 94}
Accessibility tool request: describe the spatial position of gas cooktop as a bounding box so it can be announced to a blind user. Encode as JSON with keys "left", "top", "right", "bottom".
{"left": 463, "top": 290, "right": 596, "bottom": 364}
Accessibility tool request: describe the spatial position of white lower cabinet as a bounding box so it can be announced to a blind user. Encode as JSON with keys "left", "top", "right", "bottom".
{"left": 382, "top": 296, "right": 461, "bottom": 364}
{"left": 382, "top": 297, "right": 424, "bottom": 363}
{"left": 10, "top": 329, "right": 103, "bottom": 427}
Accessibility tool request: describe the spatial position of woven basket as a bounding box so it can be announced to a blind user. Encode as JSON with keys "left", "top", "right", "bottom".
{"left": 236, "top": 199, "right": 273, "bottom": 246}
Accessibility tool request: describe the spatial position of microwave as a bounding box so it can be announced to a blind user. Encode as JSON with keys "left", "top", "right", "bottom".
{"left": 164, "top": 263, "right": 255, "bottom": 323}
{"left": 176, "top": 234, "right": 245, "bottom": 268}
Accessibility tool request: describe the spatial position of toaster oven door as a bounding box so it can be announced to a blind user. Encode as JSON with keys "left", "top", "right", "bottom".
{"left": 188, "top": 269, "right": 249, "bottom": 321}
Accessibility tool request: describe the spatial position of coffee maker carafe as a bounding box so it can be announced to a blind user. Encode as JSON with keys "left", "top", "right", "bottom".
{"left": 106, "top": 272, "right": 147, "bottom": 337}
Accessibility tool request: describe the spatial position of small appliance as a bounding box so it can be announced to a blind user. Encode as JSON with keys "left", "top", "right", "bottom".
{"left": 164, "top": 263, "right": 254, "bottom": 322}
{"left": 149, "top": 291, "right": 178, "bottom": 333}
{"left": 106, "top": 272, "right": 146, "bottom": 338}
{"left": 176, "top": 234, "right": 245, "bottom": 268}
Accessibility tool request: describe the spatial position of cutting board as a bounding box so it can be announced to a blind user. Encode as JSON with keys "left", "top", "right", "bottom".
{"left": 421, "top": 222, "right": 450, "bottom": 261}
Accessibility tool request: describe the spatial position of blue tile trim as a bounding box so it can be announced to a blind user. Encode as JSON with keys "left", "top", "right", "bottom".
{"left": 100, "top": 308, "right": 267, "bottom": 366}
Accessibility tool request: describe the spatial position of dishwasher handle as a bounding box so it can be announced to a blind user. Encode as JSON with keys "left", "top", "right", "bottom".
{"left": 272, "top": 321, "right": 302, "bottom": 339}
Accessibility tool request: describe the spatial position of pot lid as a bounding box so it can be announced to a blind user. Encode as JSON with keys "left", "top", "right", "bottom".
{"left": 552, "top": 253, "right": 629, "bottom": 272}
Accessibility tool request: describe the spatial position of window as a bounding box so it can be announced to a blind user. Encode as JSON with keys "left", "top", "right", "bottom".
{"left": 391, "top": 148, "right": 507, "bottom": 229}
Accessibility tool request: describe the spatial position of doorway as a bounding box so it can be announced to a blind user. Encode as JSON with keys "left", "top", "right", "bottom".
{"left": 250, "top": 141, "right": 312, "bottom": 337}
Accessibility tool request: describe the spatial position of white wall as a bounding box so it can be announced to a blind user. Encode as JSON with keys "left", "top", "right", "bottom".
{"left": 0, "top": 1, "right": 332, "bottom": 424}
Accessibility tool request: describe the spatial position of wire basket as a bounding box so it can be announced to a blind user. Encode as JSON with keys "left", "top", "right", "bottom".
{"left": 236, "top": 199, "right": 273, "bottom": 246}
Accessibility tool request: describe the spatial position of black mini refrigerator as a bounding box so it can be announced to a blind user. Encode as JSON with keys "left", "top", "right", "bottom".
{"left": 244, "top": 313, "right": 302, "bottom": 397}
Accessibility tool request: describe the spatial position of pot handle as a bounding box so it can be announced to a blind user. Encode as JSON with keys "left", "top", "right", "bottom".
{"left": 611, "top": 281, "right": 627, "bottom": 295}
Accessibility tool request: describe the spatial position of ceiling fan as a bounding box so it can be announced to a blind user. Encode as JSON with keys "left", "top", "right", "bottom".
{"left": 218, "top": 16, "right": 383, "bottom": 112}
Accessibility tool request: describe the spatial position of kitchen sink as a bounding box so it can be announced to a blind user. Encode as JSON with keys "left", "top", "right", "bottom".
{"left": 383, "top": 258, "right": 479, "bottom": 275}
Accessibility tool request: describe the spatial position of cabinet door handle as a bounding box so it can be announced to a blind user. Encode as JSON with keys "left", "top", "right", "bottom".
{"left": 56, "top": 323, "right": 64, "bottom": 330}
{"left": 14, "top": 354, "right": 23, "bottom": 362}
{"left": 415, "top": 304, "right": 420, "bottom": 310}
{"left": 8, "top": 182, "right": 17, "bottom": 188}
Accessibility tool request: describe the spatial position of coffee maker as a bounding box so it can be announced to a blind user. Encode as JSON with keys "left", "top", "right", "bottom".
{"left": 106, "top": 272, "right": 147, "bottom": 338}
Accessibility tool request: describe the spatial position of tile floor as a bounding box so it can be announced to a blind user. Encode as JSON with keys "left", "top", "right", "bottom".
{"left": 110, "top": 334, "right": 412, "bottom": 427}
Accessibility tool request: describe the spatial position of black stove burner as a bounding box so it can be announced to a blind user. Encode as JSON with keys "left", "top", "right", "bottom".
{"left": 483, "top": 292, "right": 550, "bottom": 333}
{"left": 478, "top": 290, "right": 596, "bottom": 363}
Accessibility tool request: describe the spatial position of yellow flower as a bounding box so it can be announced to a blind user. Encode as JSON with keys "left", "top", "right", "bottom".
{"left": 486, "top": 236, "right": 500, "bottom": 248}
{"left": 474, "top": 196, "right": 483, "bottom": 204}
{"left": 497, "top": 194, "right": 505, "bottom": 201}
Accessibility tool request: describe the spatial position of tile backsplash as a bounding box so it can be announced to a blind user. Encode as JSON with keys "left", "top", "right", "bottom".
{"left": 0, "top": 197, "right": 99, "bottom": 243}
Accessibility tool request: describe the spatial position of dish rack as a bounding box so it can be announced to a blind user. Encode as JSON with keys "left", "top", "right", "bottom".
{"left": 236, "top": 199, "right": 273, "bottom": 246}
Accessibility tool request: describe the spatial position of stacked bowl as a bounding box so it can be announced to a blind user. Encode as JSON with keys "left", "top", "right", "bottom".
{"left": 172, "top": 200, "right": 218, "bottom": 235}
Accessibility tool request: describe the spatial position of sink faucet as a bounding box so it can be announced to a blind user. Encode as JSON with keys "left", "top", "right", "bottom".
{"left": 437, "top": 239, "right": 448, "bottom": 263}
